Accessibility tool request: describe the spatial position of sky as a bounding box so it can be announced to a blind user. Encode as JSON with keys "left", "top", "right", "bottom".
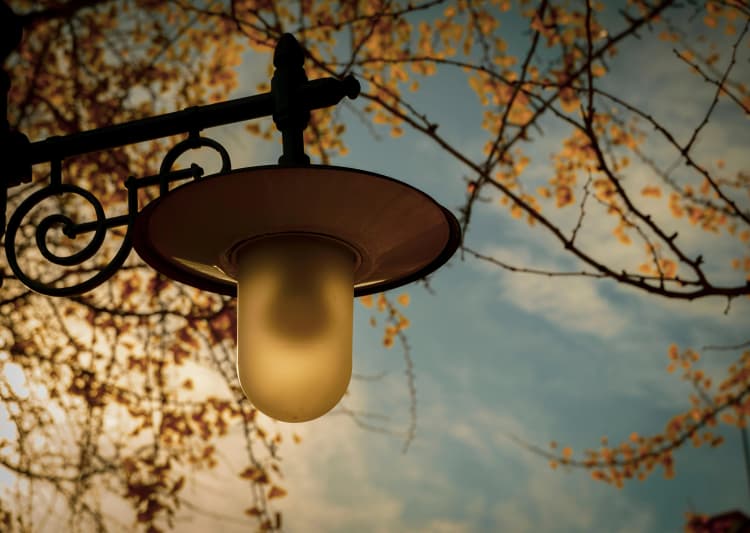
{"left": 2, "top": 2, "right": 750, "bottom": 533}
{"left": 158, "top": 4, "right": 750, "bottom": 533}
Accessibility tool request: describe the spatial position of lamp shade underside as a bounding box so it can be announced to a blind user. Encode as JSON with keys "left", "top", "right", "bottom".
{"left": 132, "top": 165, "right": 461, "bottom": 296}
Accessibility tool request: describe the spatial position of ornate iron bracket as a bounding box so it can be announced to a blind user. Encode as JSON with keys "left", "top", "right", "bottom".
{"left": 0, "top": 3, "right": 360, "bottom": 297}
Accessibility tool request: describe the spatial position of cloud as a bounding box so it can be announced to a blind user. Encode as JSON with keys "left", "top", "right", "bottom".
{"left": 276, "top": 417, "right": 404, "bottom": 533}
{"left": 433, "top": 405, "right": 656, "bottom": 533}
{"left": 475, "top": 244, "right": 625, "bottom": 338}
{"left": 490, "top": 466, "right": 655, "bottom": 533}
{"left": 271, "top": 399, "right": 658, "bottom": 533}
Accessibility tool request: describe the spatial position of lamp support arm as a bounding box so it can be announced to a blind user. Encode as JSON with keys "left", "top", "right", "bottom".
{"left": 25, "top": 73, "right": 359, "bottom": 168}
{"left": 2, "top": 24, "right": 359, "bottom": 180}
{"left": 0, "top": 11, "right": 359, "bottom": 296}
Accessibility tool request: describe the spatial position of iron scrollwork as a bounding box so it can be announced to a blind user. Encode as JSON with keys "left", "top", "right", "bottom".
{"left": 1, "top": 20, "right": 360, "bottom": 298}
{"left": 2, "top": 159, "right": 207, "bottom": 297}
{"left": 158, "top": 132, "right": 232, "bottom": 194}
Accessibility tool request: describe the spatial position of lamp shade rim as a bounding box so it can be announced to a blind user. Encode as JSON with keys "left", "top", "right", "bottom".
{"left": 132, "top": 164, "right": 461, "bottom": 296}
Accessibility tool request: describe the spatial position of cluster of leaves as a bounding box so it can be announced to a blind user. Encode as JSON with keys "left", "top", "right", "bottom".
{"left": 0, "top": 268, "right": 290, "bottom": 531}
{"left": 522, "top": 342, "right": 749, "bottom": 490}
{"left": 360, "top": 292, "right": 411, "bottom": 349}
{"left": 358, "top": 292, "right": 417, "bottom": 450}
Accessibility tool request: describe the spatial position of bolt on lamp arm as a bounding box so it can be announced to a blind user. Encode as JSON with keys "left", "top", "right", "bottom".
{"left": 0, "top": 6, "right": 359, "bottom": 296}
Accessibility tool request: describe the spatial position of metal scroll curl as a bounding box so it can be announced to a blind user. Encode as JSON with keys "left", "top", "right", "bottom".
{"left": 2, "top": 133, "right": 225, "bottom": 297}
{"left": 158, "top": 133, "right": 232, "bottom": 194}
{"left": 4, "top": 181, "right": 136, "bottom": 297}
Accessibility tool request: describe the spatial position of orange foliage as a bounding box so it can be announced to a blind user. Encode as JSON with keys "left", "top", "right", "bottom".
{"left": 540, "top": 344, "right": 750, "bottom": 490}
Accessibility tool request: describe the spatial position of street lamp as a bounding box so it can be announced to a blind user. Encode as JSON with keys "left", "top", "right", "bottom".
{"left": 0, "top": 13, "right": 460, "bottom": 422}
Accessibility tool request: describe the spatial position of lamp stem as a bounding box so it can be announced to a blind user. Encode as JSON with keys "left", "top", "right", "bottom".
{"left": 272, "top": 34, "right": 311, "bottom": 166}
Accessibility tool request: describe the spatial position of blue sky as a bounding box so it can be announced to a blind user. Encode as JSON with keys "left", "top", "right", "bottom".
{"left": 162, "top": 4, "right": 750, "bottom": 533}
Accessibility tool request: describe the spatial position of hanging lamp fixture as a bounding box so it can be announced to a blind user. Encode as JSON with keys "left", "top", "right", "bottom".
{"left": 0, "top": 16, "right": 460, "bottom": 422}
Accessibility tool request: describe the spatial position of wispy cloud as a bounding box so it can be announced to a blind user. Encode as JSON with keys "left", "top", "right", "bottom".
{"left": 474, "top": 244, "right": 625, "bottom": 339}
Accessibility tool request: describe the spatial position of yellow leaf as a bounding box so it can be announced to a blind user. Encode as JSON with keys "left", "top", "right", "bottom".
{"left": 360, "top": 294, "right": 373, "bottom": 308}
{"left": 562, "top": 446, "right": 573, "bottom": 459}
{"left": 668, "top": 344, "right": 679, "bottom": 360}
{"left": 377, "top": 293, "right": 387, "bottom": 312}
{"left": 591, "top": 64, "right": 606, "bottom": 77}
{"left": 373, "top": 112, "right": 390, "bottom": 125}
{"left": 397, "top": 293, "right": 410, "bottom": 307}
{"left": 268, "top": 485, "right": 287, "bottom": 499}
{"left": 537, "top": 186, "right": 551, "bottom": 198}
{"left": 659, "top": 258, "right": 677, "bottom": 278}
{"left": 556, "top": 186, "right": 574, "bottom": 207}
{"left": 641, "top": 186, "right": 662, "bottom": 198}
{"left": 559, "top": 88, "right": 580, "bottom": 113}
{"left": 240, "top": 467, "right": 268, "bottom": 484}
{"left": 679, "top": 50, "right": 694, "bottom": 62}
{"left": 613, "top": 226, "right": 632, "bottom": 245}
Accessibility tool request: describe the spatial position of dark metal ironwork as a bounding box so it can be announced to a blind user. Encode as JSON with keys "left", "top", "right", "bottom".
{"left": 0, "top": 2, "right": 360, "bottom": 297}
{"left": 1, "top": 1, "right": 30, "bottom": 249}
{"left": 158, "top": 133, "right": 231, "bottom": 195}
{"left": 273, "top": 33, "right": 311, "bottom": 166}
{"left": 4, "top": 165, "right": 203, "bottom": 297}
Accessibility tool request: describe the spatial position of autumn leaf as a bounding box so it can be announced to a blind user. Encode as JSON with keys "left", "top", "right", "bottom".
{"left": 267, "top": 485, "right": 287, "bottom": 499}
{"left": 240, "top": 467, "right": 269, "bottom": 484}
